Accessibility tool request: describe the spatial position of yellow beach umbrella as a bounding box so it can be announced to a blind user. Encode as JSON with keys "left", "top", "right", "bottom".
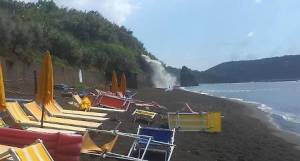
{"left": 0, "top": 63, "right": 6, "bottom": 111}
{"left": 111, "top": 70, "right": 118, "bottom": 93}
{"left": 36, "top": 51, "right": 54, "bottom": 127}
{"left": 119, "top": 72, "right": 127, "bottom": 96}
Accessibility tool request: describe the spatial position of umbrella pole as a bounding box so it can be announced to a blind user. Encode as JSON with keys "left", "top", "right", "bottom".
{"left": 41, "top": 104, "right": 45, "bottom": 128}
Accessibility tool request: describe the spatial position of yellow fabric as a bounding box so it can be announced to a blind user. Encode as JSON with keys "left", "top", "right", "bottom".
{"left": 0, "top": 63, "right": 6, "bottom": 111}
{"left": 0, "top": 118, "right": 6, "bottom": 127}
{"left": 81, "top": 132, "right": 118, "bottom": 154}
{"left": 15, "top": 143, "right": 52, "bottom": 161}
{"left": 6, "top": 102, "right": 87, "bottom": 132}
{"left": 168, "top": 112, "right": 222, "bottom": 132}
{"left": 119, "top": 73, "right": 127, "bottom": 96}
{"left": 80, "top": 97, "right": 91, "bottom": 112}
{"left": 111, "top": 70, "right": 118, "bottom": 93}
{"left": 23, "top": 102, "right": 101, "bottom": 128}
{"left": 133, "top": 109, "right": 157, "bottom": 118}
{"left": 6, "top": 102, "right": 31, "bottom": 122}
{"left": 36, "top": 51, "right": 54, "bottom": 105}
{"left": 100, "top": 135, "right": 118, "bottom": 153}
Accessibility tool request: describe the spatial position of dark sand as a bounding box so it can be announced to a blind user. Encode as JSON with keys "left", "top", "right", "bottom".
{"left": 6, "top": 88, "right": 300, "bottom": 161}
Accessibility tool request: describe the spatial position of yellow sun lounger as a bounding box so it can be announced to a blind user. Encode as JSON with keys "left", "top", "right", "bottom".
{"left": 0, "top": 118, "right": 6, "bottom": 128}
{"left": 168, "top": 112, "right": 222, "bottom": 132}
{"left": 54, "top": 100, "right": 107, "bottom": 117}
{"left": 2, "top": 139, "right": 54, "bottom": 161}
{"left": 6, "top": 102, "right": 87, "bottom": 133}
{"left": 0, "top": 144, "right": 13, "bottom": 160}
{"left": 132, "top": 109, "right": 157, "bottom": 124}
{"left": 26, "top": 101, "right": 108, "bottom": 122}
{"left": 23, "top": 102, "right": 102, "bottom": 129}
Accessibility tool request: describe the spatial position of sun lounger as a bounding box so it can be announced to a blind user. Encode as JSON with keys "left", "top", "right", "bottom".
{"left": 132, "top": 109, "right": 157, "bottom": 125}
{"left": 81, "top": 129, "right": 151, "bottom": 161}
{"left": 73, "top": 94, "right": 126, "bottom": 112}
{"left": 0, "top": 118, "right": 7, "bottom": 128}
{"left": 1, "top": 139, "right": 54, "bottom": 161}
{"left": 91, "top": 95, "right": 131, "bottom": 112}
{"left": 129, "top": 126, "right": 176, "bottom": 161}
{"left": 23, "top": 102, "right": 102, "bottom": 129}
{"left": 5, "top": 102, "right": 87, "bottom": 133}
{"left": 53, "top": 100, "right": 107, "bottom": 117}
{"left": 26, "top": 101, "right": 108, "bottom": 122}
{"left": 168, "top": 112, "right": 222, "bottom": 132}
{"left": 0, "top": 144, "right": 13, "bottom": 160}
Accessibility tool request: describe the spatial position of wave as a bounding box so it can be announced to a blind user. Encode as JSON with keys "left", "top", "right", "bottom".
{"left": 181, "top": 87, "right": 300, "bottom": 126}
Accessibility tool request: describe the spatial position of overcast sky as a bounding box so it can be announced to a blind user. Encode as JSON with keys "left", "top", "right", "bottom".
{"left": 21, "top": 0, "right": 300, "bottom": 71}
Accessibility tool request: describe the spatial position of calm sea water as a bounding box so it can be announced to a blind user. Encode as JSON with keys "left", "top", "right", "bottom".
{"left": 184, "top": 81, "right": 300, "bottom": 134}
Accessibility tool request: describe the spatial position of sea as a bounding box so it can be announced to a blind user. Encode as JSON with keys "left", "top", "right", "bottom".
{"left": 184, "top": 81, "right": 300, "bottom": 135}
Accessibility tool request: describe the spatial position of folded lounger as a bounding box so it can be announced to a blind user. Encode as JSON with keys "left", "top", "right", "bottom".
{"left": 6, "top": 102, "right": 87, "bottom": 133}
{"left": 91, "top": 95, "right": 131, "bottom": 112}
{"left": 132, "top": 109, "right": 157, "bottom": 125}
{"left": 0, "top": 139, "right": 54, "bottom": 161}
{"left": 168, "top": 112, "right": 222, "bottom": 132}
{"left": 81, "top": 129, "right": 152, "bottom": 161}
{"left": 129, "top": 126, "right": 176, "bottom": 161}
{"left": 53, "top": 100, "right": 107, "bottom": 117}
{"left": 26, "top": 101, "right": 108, "bottom": 122}
{"left": 23, "top": 102, "right": 102, "bottom": 129}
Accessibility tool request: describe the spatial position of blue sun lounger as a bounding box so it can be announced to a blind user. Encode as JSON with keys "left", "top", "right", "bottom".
{"left": 129, "top": 125, "right": 176, "bottom": 161}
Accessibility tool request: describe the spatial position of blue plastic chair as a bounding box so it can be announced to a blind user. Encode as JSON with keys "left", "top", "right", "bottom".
{"left": 129, "top": 125, "right": 176, "bottom": 161}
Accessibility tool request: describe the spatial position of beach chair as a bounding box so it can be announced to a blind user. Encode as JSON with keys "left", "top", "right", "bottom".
{"left": 53, "top": 100, "right": 107, "bottom": 117}
{"left": 5, "top": 102, "right": 87, "bottom": 133}
{"left": 23, "top": 102, "right": 102, "bottom": 129}
{"left": 0, "top": 139, "right": 54, "bottom": 161}
{"left": 168, "top": 112, "right": 222, "bottom": 132}
{"left": 81, "top": 129, "right": 151, "bottom": 161}
{"left": 0, "top": 118, "right": 7, "bottom": 128}
{"left": 26, "top": 101, "right": 108, "bottom": 122}
{"left": 129, "top": 126, "right": 176, "bottom": 161}
{"left": 91, "top": 94, "right": 131, "bottom": 112}
{"left": 132, "top": 109, "right": 157, "bottom": 125}
{"left": 0, "top": 144, "right": 13, "bottom": 160}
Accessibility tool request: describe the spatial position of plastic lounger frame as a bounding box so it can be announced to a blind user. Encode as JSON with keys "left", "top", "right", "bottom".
{"left": 129, "top": 125, "right": 176, "bottom": 161}
{"left": 91, "top": 95, "right": 131, "bottom": 112}
{"left": 82, "top": 129, "right": 152, "bottom": 161}
{"left": 168, "top": 112, "right": 222, "bottom": 132}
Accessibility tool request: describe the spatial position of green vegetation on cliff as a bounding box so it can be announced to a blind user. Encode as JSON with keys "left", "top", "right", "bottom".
{"left": 0, "top": 0, "right": 153, "bottom": 75}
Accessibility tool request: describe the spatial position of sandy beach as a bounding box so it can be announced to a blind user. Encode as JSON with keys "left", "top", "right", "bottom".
{"left": 6, "top": 87, "right": 300, "bottom": 161}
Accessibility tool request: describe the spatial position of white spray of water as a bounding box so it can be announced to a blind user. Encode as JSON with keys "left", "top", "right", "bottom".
{"left": 142, "top": 55, "right": 177, "bottom": 88}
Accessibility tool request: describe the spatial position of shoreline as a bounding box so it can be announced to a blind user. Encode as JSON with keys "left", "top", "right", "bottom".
{"left": 179, "top": 87, "right": 300, "bottom": 150}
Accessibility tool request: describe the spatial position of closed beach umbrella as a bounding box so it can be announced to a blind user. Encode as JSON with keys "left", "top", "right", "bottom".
{"left": 0, "top": 63, "right": 6, "bottom": 111}
{"left": 36, "top": 51, "right": 54, "bottom": 127}
{"left": 111, "top": 70, "right": 118, "bottom": 93}
{"left": 120, "top": 72, "right": 127, "bottom": 96}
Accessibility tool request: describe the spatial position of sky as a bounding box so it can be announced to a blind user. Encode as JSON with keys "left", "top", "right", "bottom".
{"left": 21, "top": 0, "right": 300, "bottom": 71}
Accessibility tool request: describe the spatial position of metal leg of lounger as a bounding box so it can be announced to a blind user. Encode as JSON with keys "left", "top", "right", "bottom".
{"left": 167, "top": 146, "right": 175, "bottom": 161}
{"left": 140, "top": 137, "right": 151, "bottom": 160}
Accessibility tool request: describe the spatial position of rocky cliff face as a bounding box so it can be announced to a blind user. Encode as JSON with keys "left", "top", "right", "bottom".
{"left": 180, "top": 66, "right": 198, "bottom": 86}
